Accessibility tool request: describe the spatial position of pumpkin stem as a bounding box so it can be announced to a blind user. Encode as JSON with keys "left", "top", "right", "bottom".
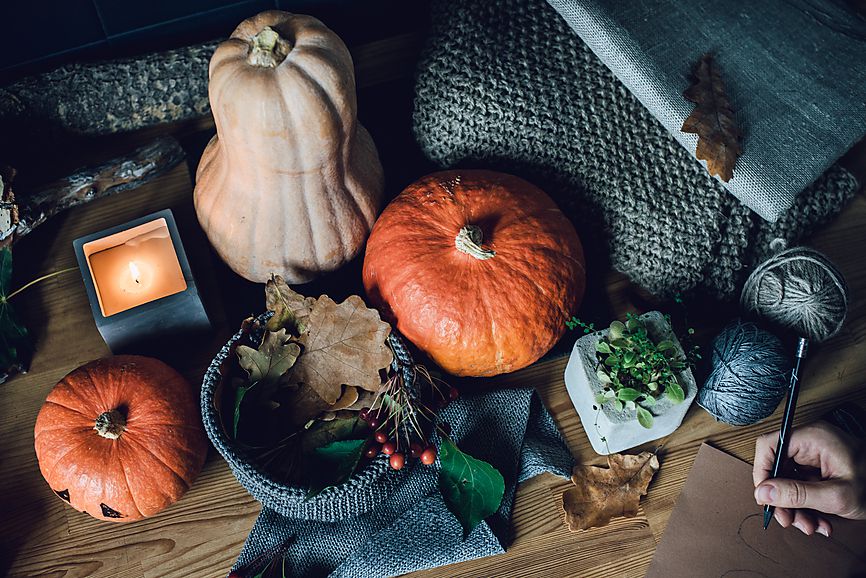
{"left": 94, "top": 409, "right": 127, "bottom": 440}
{"left": 455, "top": 225, "right": 496, "bottom": 260}
{"left": 249, "top": 26, "right": 291, "bottom": 67}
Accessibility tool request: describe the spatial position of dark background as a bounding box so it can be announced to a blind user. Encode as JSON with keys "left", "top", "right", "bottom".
{"left": 0, "top": 0, "right": 428, "bottom": 83}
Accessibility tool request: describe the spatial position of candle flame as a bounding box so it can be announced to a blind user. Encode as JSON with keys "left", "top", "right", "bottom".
{"left": 128, "top": 261, "right": 141, "bottom": 284}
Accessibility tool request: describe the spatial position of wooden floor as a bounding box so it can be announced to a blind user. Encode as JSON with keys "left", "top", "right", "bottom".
{"left": 2, "top": 35, "right": 866, "bottom": 578}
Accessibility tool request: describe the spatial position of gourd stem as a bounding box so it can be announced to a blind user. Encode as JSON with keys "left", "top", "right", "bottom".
{"left": 248, "top": 26, "right": 291, "bottom": 67}
{"left": 455, "top": 225, "right": 495, "bottom": 260}
{"left": 94, "top": 409, "right": 127, "bottom": 440}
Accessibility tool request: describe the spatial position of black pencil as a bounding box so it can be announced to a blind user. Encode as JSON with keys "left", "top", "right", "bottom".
{"left": 763, "top": 337, "right": 809, "bottom": 529}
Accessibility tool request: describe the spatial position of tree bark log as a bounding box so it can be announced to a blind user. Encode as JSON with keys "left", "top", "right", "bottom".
{"left": 0, "top": 43, "right": 217, "bottom": 136}
{"left": 0, "top": 136, "right": 185, "bottom": 247}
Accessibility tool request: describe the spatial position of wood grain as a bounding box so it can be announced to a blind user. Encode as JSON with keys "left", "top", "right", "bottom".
{"left": 1, "top": 32, "right": 865, "bottom": 578}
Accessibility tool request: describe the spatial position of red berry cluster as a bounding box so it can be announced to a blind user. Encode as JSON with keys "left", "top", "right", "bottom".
{"left": 358, "top": 385, "right": 459, "bottom": 470}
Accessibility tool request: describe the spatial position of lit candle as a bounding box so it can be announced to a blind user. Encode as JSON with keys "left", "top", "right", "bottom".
{"left": 73, "top": 209, "right": 210, "bottom": 352}
{"left": 84, "top": 219, "right": 187, "bottom": 317}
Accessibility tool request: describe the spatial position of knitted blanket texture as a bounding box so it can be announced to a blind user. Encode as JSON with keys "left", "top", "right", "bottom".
{"left": 411, "top": 0, "right": 860, "bottom": 299}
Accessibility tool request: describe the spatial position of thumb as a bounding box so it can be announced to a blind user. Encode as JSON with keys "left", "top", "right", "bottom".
{"left": 755, "top": 479, "right": 851, "bottom": 515}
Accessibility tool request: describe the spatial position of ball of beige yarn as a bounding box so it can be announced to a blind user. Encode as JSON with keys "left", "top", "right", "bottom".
{"left": 740, "top": 246, "right": 848, "bottom": 343}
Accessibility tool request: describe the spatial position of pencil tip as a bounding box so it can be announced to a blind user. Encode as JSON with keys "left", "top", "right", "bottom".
{"left": 763, "top": 510, "right": 772, "bottom": 529}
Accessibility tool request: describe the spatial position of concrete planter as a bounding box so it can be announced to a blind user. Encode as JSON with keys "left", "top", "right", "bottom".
{"left": 563, "top": 311, "right": 697, "bottom": 455}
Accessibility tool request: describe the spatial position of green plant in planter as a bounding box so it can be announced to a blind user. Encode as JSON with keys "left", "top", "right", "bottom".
{"left": 568, "top": 313, "right": 699, "bottom": 429}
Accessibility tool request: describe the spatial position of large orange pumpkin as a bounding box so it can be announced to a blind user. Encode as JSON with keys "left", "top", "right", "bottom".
{"left": 34, "top": 356, "right": 208, "bottom": 522}
{"left": 363, "top": 170, "right": 585, "bottom": 377}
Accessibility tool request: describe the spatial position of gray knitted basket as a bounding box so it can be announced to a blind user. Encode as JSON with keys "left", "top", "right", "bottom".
{"left": 201, "top": 315, "right": 414, "bottom": 522}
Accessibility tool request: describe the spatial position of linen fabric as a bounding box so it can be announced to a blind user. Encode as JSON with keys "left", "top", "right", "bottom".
{"left": 546, "top": 0, "right": 866, "bottom": 222}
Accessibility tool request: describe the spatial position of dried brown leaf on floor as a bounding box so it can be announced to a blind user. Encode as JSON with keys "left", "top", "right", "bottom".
{"left": 286, "top": 294, "right": 393, "bottom": 404}
{"left": 681, "top": 53, "right": 742, "bottom": 182}
{"left": 562, "top": 451, "right": 660, "bottom": 531}
{"left": 265, "top": 274, "right": 316, "bottom": 334}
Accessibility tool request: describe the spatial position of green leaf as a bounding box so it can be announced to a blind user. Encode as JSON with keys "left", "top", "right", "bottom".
{"left": 656, "top": 340, "right": 675, "bottom": 352}
{"left": 438, "top": 436, "right": 505, "bottom": 537}
{"left": 622, "top": 350, "right": 637, "bottom": 367}
{"left": 636, "top": 405, "right": 654, "bottom": 429}
{"left": 233, "top": 384, "right": 250, "bottom": 438}
{"left": 609, "top": 338, "right": 630, "bottom": 350}
{"left": 625, "top": 400, "right": 636, "bottom": 411}
{"left": 613, "top": 399, "right": 624, "bottom": 412}
{"left": 595, "top": 340, "right": 612, "bottom": 354}
{"left": 604, "top": 355, "right": 620, "bottom": 368}
{"left": 608, "top": 321, "right": 625, "bottom": 340}
{"left": 596, "top": 369, "right": 612, "bottom": 384}
{"left": 300, "top": 416, "right": 366, "bottom": 455}
{"left": 0, "top": 248, "right": 29, "bottom": 376}
{"left": 616, "top": 387, "right": 642, "bottom": 402}
{"left": 626, "top": 317, "right": 642, "bottom": 332}
{"left": 594, "top": 393, "right": 607, "bottom": 406}
{"left": 603, "top": 389, "right": 616, "bottom": 399}
{"left": 665, "top": 381, "right": 685, "bottom": 404}
{"left": 307, "top": 438, "right": 367, "bottom": 497}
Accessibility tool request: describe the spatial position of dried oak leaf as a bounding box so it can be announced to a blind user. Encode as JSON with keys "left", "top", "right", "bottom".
{"left": 265, "top": 274, "right": 315, "bottom": 334}
{"left": 681, "top": 53, "right": 742, "bottom": 182}
{"left": 344, "top": 388, "right": 378, "bottom": 412}
{"left": 274, "top": 380, "right": 331, "bottom": 428}
{"left": 331, "top": 385, "right": 360, "bottom": 411}
{"left": 286, "top": 294, "right": 392, "bottom": 405}
{"left": 562, "top": 451, "right": 659, "bottom": 531}
{"left": 236, "top": 329, "right": 301, "bottom": 390}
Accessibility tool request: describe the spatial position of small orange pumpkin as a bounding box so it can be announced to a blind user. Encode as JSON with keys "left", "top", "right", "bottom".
{"left": 34, "top": 356, "right": 208, "bottom": 522}
{"left": 363, "top": 170, "right": 586, "bottom": 377}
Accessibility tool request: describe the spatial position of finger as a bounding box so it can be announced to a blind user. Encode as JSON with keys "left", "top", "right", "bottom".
{"left": 785, "top": 422, "right": 857, "bottom": 477}
{"left": 753, "top": 431, "right": 780, "bottom": 487}
{"left": 755, "top": 478, "right": 855, "bottom": 515}
{"left": 753, "top": 423, "right": 856, "bottom": 485}
{"left": 774, "top": 507, "right": 794, "bottom": 528}
{"left": 815, "top": 515, "right": 833, "bottom": 537}
{"left": 791, "top": 510, "right": 818, "bottom": 535}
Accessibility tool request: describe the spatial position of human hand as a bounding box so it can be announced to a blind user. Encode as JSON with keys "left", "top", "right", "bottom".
{"left": 753, "top": 421, "right": 866, "bottom": 536}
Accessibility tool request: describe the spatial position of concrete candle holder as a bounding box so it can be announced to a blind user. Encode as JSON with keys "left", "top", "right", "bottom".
{"left": 73, "top": 209, "right": 210, "bottom": 353}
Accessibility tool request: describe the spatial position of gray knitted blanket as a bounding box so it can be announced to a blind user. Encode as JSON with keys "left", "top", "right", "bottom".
{"left": 202, "top": 323, "right": 574, "bottom": 578}
{"left": 412, "top": 0, "right": 860, "bottom": 299}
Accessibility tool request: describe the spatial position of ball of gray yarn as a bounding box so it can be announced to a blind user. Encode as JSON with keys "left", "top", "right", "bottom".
{"left": 741, "top": 246, "right": 848, "bottom": 343}
{"left": 698, "top": 320, "right": 791, "bottom": 426}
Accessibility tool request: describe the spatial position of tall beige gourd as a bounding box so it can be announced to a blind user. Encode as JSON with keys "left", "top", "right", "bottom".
{"left": 195, "top": 11, "right": 385, "bottom": 283}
